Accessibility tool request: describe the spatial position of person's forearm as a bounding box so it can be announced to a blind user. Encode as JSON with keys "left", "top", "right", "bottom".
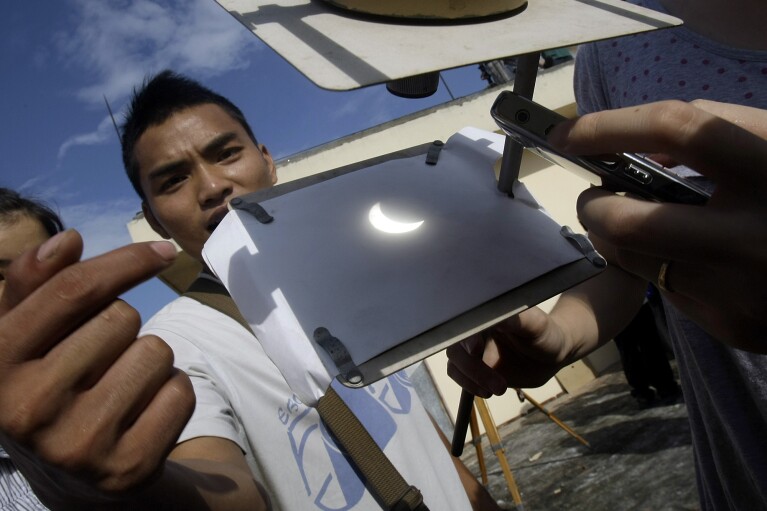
{"left": 428, "top": 414, "right": 499, "bottom": 511}
{"left": 151, "top": 458, "right": 270, "bottom": 511}
{"left": 552, "top": 263, "right": 647, "bottom": 364}
{"left": 32, "top": 459, "right": 270, "bottom": 511}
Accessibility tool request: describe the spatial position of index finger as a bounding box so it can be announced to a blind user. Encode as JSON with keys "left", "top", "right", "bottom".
{"left": 549, "top": 100, "right": 767, "bottom": 189}
{"left": 691, "top": 100, "right": 767, "bottom": 140}
{"left": 0, "top": 240, "right": 177, "bottom": 363}
{"left": 576, "top": 187, "right": 744, "bottom": 263}
{"left": 0, "top": 230, "right": 83, "bottom": 316}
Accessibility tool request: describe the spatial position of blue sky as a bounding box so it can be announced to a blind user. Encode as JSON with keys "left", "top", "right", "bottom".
{"left": 0, "top": 0, "right": 488, "bottom": 320}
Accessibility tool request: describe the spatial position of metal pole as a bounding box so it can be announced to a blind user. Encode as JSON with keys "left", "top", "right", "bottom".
{"left": 497, "top": 52, "right": 540, "bottom": 196}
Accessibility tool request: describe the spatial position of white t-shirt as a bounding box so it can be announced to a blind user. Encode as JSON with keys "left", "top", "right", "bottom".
{"left": 141, "top": 296, "right": 471, "bottom": 511}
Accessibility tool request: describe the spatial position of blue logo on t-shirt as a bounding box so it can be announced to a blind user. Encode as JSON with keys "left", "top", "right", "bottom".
{"left": 283, "top": 372, "right": 414, "bottom": 510}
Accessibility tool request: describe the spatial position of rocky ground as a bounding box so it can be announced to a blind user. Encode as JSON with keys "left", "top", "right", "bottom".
{"left": 459, "top": 365, "right": 698, "bottom": 511}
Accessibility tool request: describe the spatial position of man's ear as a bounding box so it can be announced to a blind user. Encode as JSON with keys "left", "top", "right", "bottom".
{"left": 142, "top": 202, "right": 171, "bottom": 239}
{"left": 260, "top": 144, "right": 278, "bottom": 185}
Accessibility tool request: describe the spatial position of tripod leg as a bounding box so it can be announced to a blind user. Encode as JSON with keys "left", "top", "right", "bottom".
{"left": 475, "top": 398, "right": 523, "bottom": 508}
{"left": 518, "top": 390, "right": 591, "bottom": 448}
{"left": 451, "top": 389, "right": 475, "bottom": 456}
{"left": 469, "top": 405, "right": 488, "bottom": 486}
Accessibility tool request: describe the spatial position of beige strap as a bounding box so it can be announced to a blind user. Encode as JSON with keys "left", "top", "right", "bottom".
{"left": 185, "top": 277, "right": 251, "bottom": 331}
{"left": 184, "top": 277, "right": 428, "bottom": 511}
{"left": 317, "top": 387, "right": 426, "bottom": 510}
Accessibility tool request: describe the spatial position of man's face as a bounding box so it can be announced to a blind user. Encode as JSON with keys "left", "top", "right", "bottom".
{"left": 134, "top": 103, "right": 277, "bottom": 260}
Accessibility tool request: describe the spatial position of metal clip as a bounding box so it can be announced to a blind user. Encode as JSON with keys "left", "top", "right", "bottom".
{"left": 560, "top": 226, "right": 607, "bottom": 268}
{"left": 314, "top": 327, "right": 363, "bottom": 386}
{"left": 425, "top": 140, "right": 444, "bottom": 165}
{"left": 230, "top": 197, "right": 273, "bottom": 224}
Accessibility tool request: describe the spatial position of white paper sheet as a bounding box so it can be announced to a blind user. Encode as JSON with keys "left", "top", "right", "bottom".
{"left": 203, "top": 128, "right": 585, "bottom": 405}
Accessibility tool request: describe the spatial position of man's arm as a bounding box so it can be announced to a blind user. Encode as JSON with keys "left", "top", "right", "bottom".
{"left": 0, "top": 230, "right": 269, "bottom": 510}
{"left": 448, "top": 100, "right": 767, "bottom": 396}
{"left": 427, "top": 414, "right": 500, "bottom": 511}
{"left": 447, "top": 260, "right": 646, "bottom": 398}
{"left": 165, "top": 437, "right": 270, "bottom": 510}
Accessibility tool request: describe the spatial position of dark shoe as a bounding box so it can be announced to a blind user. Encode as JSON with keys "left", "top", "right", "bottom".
{"left": 655, "top": 385, "right": 683, "bottom": 406}
{"left": 631, "top": 388, "right": 656, "bottom": 409}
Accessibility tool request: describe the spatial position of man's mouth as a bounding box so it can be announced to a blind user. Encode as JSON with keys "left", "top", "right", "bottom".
{"left": 207, "top": 209, "right": 229, "bottom": 233}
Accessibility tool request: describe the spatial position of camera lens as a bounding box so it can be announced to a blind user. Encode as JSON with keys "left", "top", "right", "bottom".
{"left": 515, "top": 109, "right": 530, "bottom": 124}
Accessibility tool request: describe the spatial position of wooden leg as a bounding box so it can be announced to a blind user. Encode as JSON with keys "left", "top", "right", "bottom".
{"left": 474, "top": 397, "right": 523, "bottom": 508}
{"left": 517, "top": 389, "right": 591, "bottom": 448}
{"left": 469, "top": 405, "right": 488, "bottom": 486}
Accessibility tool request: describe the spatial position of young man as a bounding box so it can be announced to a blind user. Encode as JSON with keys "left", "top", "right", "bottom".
{"left": 120, "top": 70, "right": 493, "bottom": 510}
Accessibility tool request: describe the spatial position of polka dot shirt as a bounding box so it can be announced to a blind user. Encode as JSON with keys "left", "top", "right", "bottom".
{"left": 574, "top": 0, "right": 767, "bottom": 115}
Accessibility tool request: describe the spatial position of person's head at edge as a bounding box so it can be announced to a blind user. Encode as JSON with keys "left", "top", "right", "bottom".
{"left": 121, "top": 70, "right": 277, "bottom": 261}
{"left": 0, "top": 187, "right": 65, "bottom": 298}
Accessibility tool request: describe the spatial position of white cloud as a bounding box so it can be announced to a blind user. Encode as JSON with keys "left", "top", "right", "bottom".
{"left": 58, "top": 115, "right": 117, "bottom": 161}
{"left": 11, "top": 174, "right": 53, "bottom": 195}
{"left": 59, "top": 198, "right": 142, "bottom": 259}
{"left": 329, "top": 87, "right": 393, "bottom": 126}
{"left": 57, "top": 0, "right": 254, "bottom": 105}
{"left": 55, "top": 0, "right": 256, "bottom": 158}
{"left": 0, "top": 179, "right": 131, "bottom": 258}
{"left": 11, "top": 173, "right": 79, "bottom": 204}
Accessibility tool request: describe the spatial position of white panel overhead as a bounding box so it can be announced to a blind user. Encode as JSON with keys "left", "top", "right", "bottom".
{"left": 214, "top": 0, "right": 681, "bottom": 90}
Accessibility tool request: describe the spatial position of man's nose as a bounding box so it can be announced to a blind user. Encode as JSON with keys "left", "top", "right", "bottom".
{"left": 196, "top": 165, "right": 233, "bottom": 206}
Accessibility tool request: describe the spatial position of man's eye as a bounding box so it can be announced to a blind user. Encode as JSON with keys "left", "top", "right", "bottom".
{"left": 159, "top": 174, "right": 187, "bottom": 192}
{"left": 217, "top": 147, "right": 241, "bottom": 162}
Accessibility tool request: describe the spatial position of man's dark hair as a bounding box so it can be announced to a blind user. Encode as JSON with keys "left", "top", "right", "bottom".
{"left": 0, "top": 187, "right": 64, "bottom": 238}
{"left": 120, "top": 70, "right": 258, "bottom": 199}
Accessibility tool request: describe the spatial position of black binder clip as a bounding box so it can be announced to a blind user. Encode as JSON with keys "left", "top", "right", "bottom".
{"left": 425, "top": 140, "right": 444, "bottom": 165}
{"left": 230, "top": 196, "right": 274, "bottom": 224}
{"left": 560, "top": 226, "right": 607, "bottom": 268}
{"left": 314, "top": 327, "right": 363, "bottom": 387}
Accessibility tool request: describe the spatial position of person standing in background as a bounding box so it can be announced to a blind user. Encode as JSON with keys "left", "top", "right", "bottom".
{"left": 573, "top": 1, "right": 767, "bottom": 507}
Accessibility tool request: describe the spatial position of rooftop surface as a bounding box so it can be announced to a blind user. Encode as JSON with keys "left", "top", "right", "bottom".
{"left": 459, "top": 362, "right": 698, "bottom": 510}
